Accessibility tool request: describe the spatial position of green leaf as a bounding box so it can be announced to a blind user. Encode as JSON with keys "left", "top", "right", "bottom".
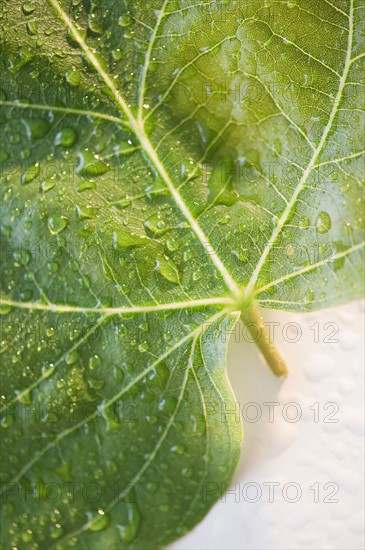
{"left": 0, "top": 0, "right": 364, "bottom": 548}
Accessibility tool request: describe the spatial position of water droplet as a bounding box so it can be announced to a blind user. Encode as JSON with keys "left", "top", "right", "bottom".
{"left": 14, "top": 248, "right": 30, "bottom": 266}
{"left": 181, "top": 466, "right": 193, "bottom": 477}
{"left": 112, "top": 48, "right": 123, "bottom": 61}
{"left": 89, "top": 377, "right": 105, "bottom": 390}
{"left": 22, "top": 2, "right": 36, "bottom": 15}
{"left": 50, "top": 524, "right": 64, "bottom": 539}
{"left": 165, "top": 238, "right": 178, "bottom": 253}
{"left": 147, "top": 364, "right": 169, "bottom": 391}
{"left": 191, "top": 414, "right": 206, "bottom": 437}
{"left": 138, "top": 341, "right": 149, "bottom": 353}
{"left": 180, "top": 158, "right": 200, "bottom": 181}
{"left": 77, "top": 205, "right": 97, "bottom": 220}
{"left": 117, "top": 141, "right": 137, "bottom": 155}
{"left": 77, "top": 150, "right": 109, "bottom": 177}
{"left": 26, "top": 21, "right": 38, "bottom": 35}
{"left": 158, "top": 396, "right": 177, "bottom": 414}
{"left": 315, "top": 211, "right": 331, "bottom": 234}
{"left": 156, "top": 256, "right": 180, "bottom": 284}
{"left": 170, "top": 444, "right": 185, "bottom": 454}
{"left": 117, "top": 503, "right": 140, "bottom": 544}
{"left": 88, "top": 14, "right": 105, "bottom": 36}
{"left": 145, "top": 481, "right": 158, "bottom": 493}
{"left": 47, "top": 214, "right": 68, "bottom": 235}
{"left": 22, "top": 530, "right": 34, "bottom": 543}
{"left": 22, "top": 118, "right": 50, "bottom": 139}
{"left": 299, "top": 216, "right": 310, "bottom": 229}
{"left": 46, "top": 326, "right": 55, "bottom": 338}
{"left": 66, "top": 351, "right": 79, "bottom": 365}
{"left": 183, "top": 248, "right": 192, "bottom": 261}
{"left": 22, "top": 162, "right": 40, "bottom": 184}
{"left": 55, "top": 127, "right": 78, "bottom": 147}
{"left": 77, "top": 180, "right": 96, "bottom": 192}
{"left": 116, "top": 196, "right": 131, "bottom": 208}
{"left": 144, "top": 212, "right": 167, "bottom": 237}
{"left": 56, "top": 379, "right": 65, "bottom": 389}
{"left": 89, "top": 354, "right": 101, "bottom": 369}
{"left": 65, "top": 70, "right": 81, "bottom": 87}
{"left": 118, "top": 12, "right": 133, "bottom": 27}
{"left": 41, "top": 178, "right": 56, "bottom": 192}
{"left": 89, "top": 511, "right": 110, "bottom": 532}
{"left": 344, "top": 221, "right": 353, "bottom": 235}
{"left": 0, "top": 304, "right": 13, "bottom": 315}
{"left": 145, "top": 414, "right": 157, "bottom": 424}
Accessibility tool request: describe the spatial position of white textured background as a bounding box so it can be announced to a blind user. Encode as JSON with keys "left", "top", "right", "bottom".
{"left": 171, "top": 300, "right": 364, "bottom": 550}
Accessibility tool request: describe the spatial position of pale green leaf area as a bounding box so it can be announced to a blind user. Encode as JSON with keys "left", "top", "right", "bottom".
{"left": 0, "top": 0, "right": 364, "bottom": 548}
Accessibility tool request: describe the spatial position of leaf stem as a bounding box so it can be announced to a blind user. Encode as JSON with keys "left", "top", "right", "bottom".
{"left": 240, "top": 304, "right": 288, "bottom": 378}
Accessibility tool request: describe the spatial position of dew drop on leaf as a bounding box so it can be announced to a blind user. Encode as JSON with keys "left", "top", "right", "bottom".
{"left": 47, "top": 214, "right": 68, "bottom": 235}
{"left": 89, "top": 354, "right": 101, "bottom": 369}
{"left": 118, "top": 12, "right": 133, "bottom": 28}
{"left": 14, "top": 248, "right": 30, "bottom": 266}
{"left": 66, "top": 351, "right": 79, "bottom": 365}
{"left": 21, "top": 530, "right": 34, "bottom": 543}
{"left": 117, "top": 503, "right": 140, "bottom": 544}
{"left": 77, "top": 150, "right": 109, "bottom": 177}
{"left": 112, "top": 48, "right": 123, "bottom": 61}
{"left": 170, "top": 444, "right": 185, "bottom": 454}
{"left": 76, "top": 180, "right": 96, "bottom": 192}
{"left": 88, "top": 377, "right": 105, "bottom": 390}
{"left": 26, "top": 21, "right": 38, "bottom": 35}
{"left": 41, "top": 179, "right": 56, "bottom": 192}
{"left": 145, "top": 481, "right": 158, "bottom": 493}
{"left": 22, "top": 118, "right": 50, "bottom": 139}
{"left": 77, "top": 205, "right": 97, "bottom": 220}
{"left": 144, "top": 212, "right": 167, "bottom": 237}
{"left": 88, "top": 14, "right": 105, "bottom": 36}
{"left": 65, "top": 70, "right": 81, "bottom": 87}
{"left": 299, "top": 216, "right": 310, "bottom": 229}
{"left": 0, "top": 304, "right": 13, "bottom": 316}
{"left": 55, "top": 127, "right": 78, "bottom": 147}
{"left": 21, "top": 148, "right": 30, "bottom": 160}
{"left": 88, "top": 511, "right": 110, "bottom": 532}
{"left": 138, "top": 341, "right": 149, "bottom": 353}
{"left": 156, "top": 256, "right": 180, "bottom": 284}
{"left": 147, "top": 364, "right": 169, "bottom": 391}
{"left": 22, "top": 2, "right": 36, "bottom": 15}
{"left": 181, "top": 466, "right": 193, "bottom": 477}
{"left": 165, "top": 238, "right": 178, "bottom": 253}
{"left": 145, "top": 415, "right": 157, "bottom": 424}
{"left": 158, "top": 396, "right": 177, "bottom": 414}
{"left": 46, "top": 327, "right": 55, "bottom": 338}
{"left": 315, "top": 211, "right": 331, "bottom": 234}
{"left": 116, "top": 196, "right": 131, "bottom": 208}
{"left": 22, "top": 163, "right": 40, "bottom": 184}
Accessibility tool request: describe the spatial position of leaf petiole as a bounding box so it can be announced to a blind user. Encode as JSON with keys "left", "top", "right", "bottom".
{"left": 240, "top": 304, "right": 288, "bottom": 378}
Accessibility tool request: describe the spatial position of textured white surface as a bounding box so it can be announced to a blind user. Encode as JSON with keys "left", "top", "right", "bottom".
{"left": 170, "top": 300, "right": 364, "bottom": 550}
